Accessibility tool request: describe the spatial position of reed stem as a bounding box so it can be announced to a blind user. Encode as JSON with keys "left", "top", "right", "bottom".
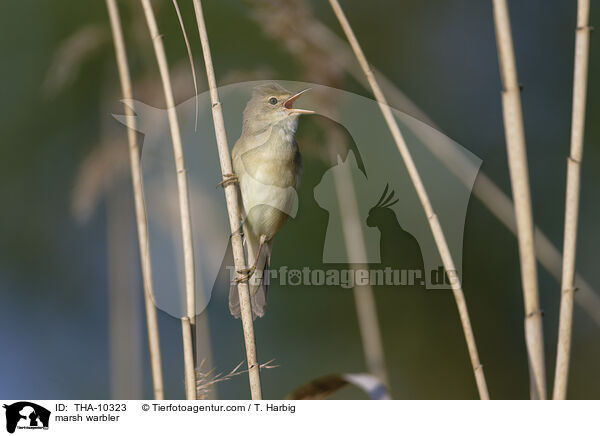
{"left": 492, "top": 0, "right": 546, "bottom": 399}
{"left": 141, "top": 0, "right": 197, "bottom": 398}
{"left": 105, "top": 0, "right": 164, "bottom": 399}
{"left": 192, "top": 0, "right": 262, "bottom": 399}
{"left": 182, "top": 317, "right": 196, "bottom": 399}
{"left": 553, "top": 0, "right": 591, "bottom": 400}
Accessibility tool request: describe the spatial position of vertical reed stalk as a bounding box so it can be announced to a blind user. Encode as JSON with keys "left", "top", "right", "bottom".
{"left": 140, "top": 0, "right": 196, "bottom": 399}
{"left": 182, "top": 317, "right": 196, "bottom": 399}
{"left": 192, "top": 0, "right": 262, "bottom": 399}
{"left": 105, "top": 0, "right": 164, "bottom": 399}
{"left": 335, "top": 169, "right": 390, "bottom": 390}
{"left": 553, "top": 0, "right": 591, "bottom": 400}
{"left": 325, "top": 126, "right": 391, "bottom": 391}
{"left": 328, "top": 0, "right": 489, "bottom": 399}
{"left": 492, "top": 0, "right": 546, "bottom": 400}
{"left": 107, "top": 185, "right": 144, "bottom": 399}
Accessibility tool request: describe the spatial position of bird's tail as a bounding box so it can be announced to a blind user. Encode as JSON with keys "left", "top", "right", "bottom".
{"left": 228, "top": 269, "right": 269, "bottom": 320}
{"left": 229, "top": 227, "right": 270, "bottom": 320}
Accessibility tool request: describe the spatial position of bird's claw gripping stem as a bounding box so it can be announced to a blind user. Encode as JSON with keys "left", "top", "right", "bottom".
{"left": 217, "top": 173, "right": 238, "bottom": 188}
{"left": 234, "top": 265, "right": 256, "bottom": 284}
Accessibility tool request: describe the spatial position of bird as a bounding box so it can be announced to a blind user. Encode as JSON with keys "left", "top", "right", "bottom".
{"left": 227, "top": 83, "right": 313, "bottom": 319}
{"left": 366, "top": 184, "right": 424, "bottom": 281}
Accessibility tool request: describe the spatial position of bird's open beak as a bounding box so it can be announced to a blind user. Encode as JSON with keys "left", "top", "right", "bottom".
{"left": 284, "top": 89, "right": 314, "bottom": 114}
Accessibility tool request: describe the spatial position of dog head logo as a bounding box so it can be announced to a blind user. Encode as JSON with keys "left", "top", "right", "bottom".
{"left": 3, "top": 402, "right": 50, "bottom": 434}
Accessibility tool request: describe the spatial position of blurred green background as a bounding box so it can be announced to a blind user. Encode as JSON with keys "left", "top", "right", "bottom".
{"left": 1, "top": 0, "right": 599, "bottom": 399}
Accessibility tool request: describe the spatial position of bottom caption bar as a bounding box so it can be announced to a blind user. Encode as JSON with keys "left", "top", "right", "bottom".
{"left": 0, "top": 400, "right": 595, "bottom": 435}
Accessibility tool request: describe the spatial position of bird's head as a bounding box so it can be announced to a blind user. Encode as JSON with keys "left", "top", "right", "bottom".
{"left": 242, "top": 83, "right": 313, "bottom": 134}
{"left": 366, "top": 184, "right": 399, "bottom": 228}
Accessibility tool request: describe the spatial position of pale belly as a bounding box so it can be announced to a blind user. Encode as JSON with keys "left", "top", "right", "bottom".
{"left": 239, "top": 169, "right": 298, "bottom": 240}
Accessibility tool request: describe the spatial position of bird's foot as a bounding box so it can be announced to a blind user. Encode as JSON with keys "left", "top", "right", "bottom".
{"left": 234, "top": 265, "right": 256, "bottom": 284}
{"left": 217, "top": 173, "right": 238, "bottom": 188}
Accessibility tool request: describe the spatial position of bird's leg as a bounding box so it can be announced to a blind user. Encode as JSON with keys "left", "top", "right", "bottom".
{"left": 217, "top": 172, "right": 238, "bottom": 188}
{"left": 235, "top": 236, "right": 267, "bottom": 283}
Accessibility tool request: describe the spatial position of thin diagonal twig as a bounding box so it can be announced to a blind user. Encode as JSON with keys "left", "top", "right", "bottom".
{"left": 327, "top": 0, "right": 489, "bottom": 399}
{"left": 105, "top": 0, "right": 164, "bottom": 400}
{"left": 553, "top": 0, "right": 592, "bottom": 400}
{"left": 172, "top": 0, "right": 199, "bottom": 130}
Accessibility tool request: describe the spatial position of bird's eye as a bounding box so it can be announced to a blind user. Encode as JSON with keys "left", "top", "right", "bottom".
{"left": 268, "top": 97, "right": 278, "bottom": 105}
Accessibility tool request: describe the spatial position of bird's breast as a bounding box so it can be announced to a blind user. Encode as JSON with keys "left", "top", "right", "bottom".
{"left": 238, "top": 135, "right": 301, "bottom": 189}
{"left": 234, "top": 133, "right": 302, "bottom": 239}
